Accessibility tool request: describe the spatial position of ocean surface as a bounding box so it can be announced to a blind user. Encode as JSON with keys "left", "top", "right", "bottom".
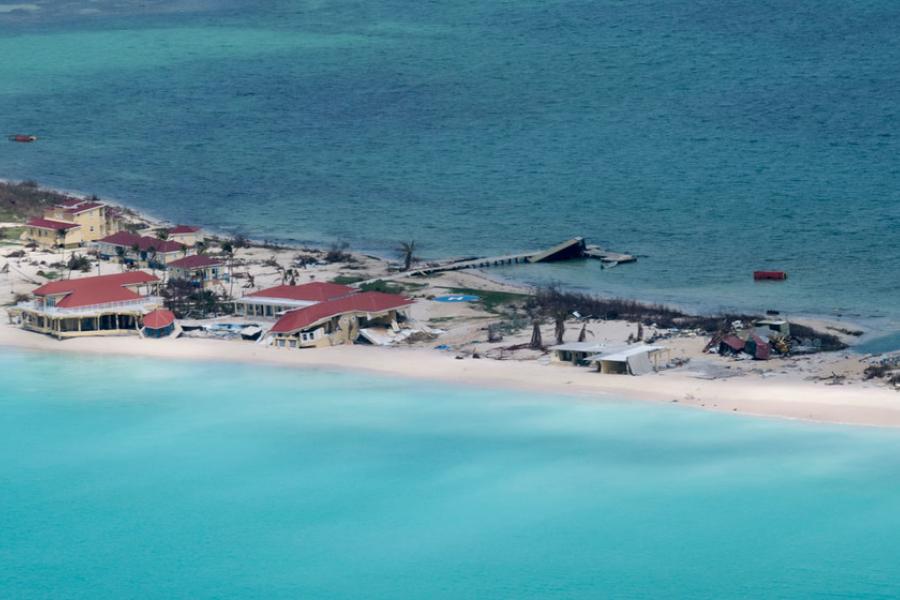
{"left": 2, "top": 349, "right": 900, "bottom": 598}
{"left": 0, "top": 1, "right": 898, "bottom": 325}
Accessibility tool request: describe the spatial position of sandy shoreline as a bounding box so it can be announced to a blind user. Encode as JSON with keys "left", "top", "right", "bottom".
{"left": 2, "top": 178, "right": 898, "bottom": 429}
{"left": 2, "top": 322, "right": 898, "bottom": 429}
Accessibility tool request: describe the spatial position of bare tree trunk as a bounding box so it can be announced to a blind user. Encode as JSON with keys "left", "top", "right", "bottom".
{"left": 530, "top": 322, "right": 542, "bottom": 349}
{"left": 228, "top": 255, "right": 234, "bottom": 299}
{"left": 578, "top": 323, "right": 587, "bottom": 342}
{"left": 555, "top": 317, "right": 565, "bottom": 345}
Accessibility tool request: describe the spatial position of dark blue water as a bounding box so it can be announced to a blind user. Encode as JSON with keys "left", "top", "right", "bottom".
{"left": 4, "top": 349, "right": 900, "bottom": 599}
{"left": 1, "top": 1, "right": 898, "bottom": 322}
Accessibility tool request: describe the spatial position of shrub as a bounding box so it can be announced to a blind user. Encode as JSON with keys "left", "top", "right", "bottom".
{"left": 332, "top": 275, "right": 365, "bottom": 285}
{"left": 67, "top": 254, "right": 93, "bottom": 273}
{"left": 359, "top": 280, "right": 404, "bottom": 295}
{"left": 324, "top": 241, "right": 355, "bottom": 264}
{"left": 231, "top": 233, "right": 251, "bottom": 249}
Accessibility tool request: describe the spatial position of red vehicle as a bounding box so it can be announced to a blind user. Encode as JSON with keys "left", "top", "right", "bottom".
{"left": 754, "top": 271, "right": 788, "bottom": 281}
{"left": 8, "top": 134, "right": 38, "bottom": 143}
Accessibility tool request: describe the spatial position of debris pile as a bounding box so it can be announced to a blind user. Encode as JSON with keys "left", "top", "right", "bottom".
{"left": 704, "top": 318, "right": 838, "bottom": 360}
{"left": 863, "top": 356, "right": 900, "bottom": 390}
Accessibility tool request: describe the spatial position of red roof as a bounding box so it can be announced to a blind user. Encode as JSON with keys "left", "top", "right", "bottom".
{"left": 170, "top": 225, "right": 200, "bottom": 234}
{"left": 64, "top": 201, "right": 103, "bottom": 214}
{"left": 143, "top": 309, "right": 175, "bottom": 329}
{"left": 98, "top": 231, "right": 142, "bottom": 246}
{"left": 97, "top": 231, "right": 186, "bottom": 254}
{"left": 720, "top": 335, "right": 745, "bottom": 352}
{"left": 32, "top": 271, "right": 159, "bottom": 308}
{"left": 248, "top": 282, "right": 356, "bottom": 303}
{"left": 270, "top": 291, "right": 413, "bottom": 334}
{"left": 55, "top": 197, "right": 84, "bottom": 208}
{"left": 168, "top": 255, "right": 222, "bottom": 270}
{"left": 27, "top": 217, "right": 80, "bottom": 231}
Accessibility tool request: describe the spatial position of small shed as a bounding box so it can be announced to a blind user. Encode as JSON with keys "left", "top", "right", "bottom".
{"left": 550, "top": 342, "right": 609, "bottom": 366}
{"left": 142, "top": 309, "right": 176, "bottom": 338}
{"left": 587, "top": 345, "right": 669, "bottom": 375}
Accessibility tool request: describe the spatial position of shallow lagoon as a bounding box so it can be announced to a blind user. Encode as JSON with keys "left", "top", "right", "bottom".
{"left": 3, "top": 350, "right": 900, "bottom": 598}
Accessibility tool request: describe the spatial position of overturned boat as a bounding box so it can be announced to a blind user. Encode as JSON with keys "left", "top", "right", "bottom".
{"left": 8, "top": 134, "right": 38, "bottom": 143}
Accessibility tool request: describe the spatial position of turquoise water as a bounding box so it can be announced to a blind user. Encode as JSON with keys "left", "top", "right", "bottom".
{"left": 3, "top": 349, "right": 900, "bottom": 598}
{"left": 0, "top": 1, "right": 898, "bottom": 323}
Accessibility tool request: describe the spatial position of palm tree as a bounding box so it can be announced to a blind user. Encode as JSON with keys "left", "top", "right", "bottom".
{"left": 397, "top": 240, "right": 418, "bottom": 271}
{"left": 115, "top": 246, "right": 126, "bottom": 271}
{"left": 147, "top": 245, "right": 158, "bottom": 277}
{"left": 130, "top": 243, "right": 140, "bottom": 268}
{"left": 195, "top": 240, "right": 206, "bottom": 255}
{"left": 221, "top": 241, "right": 235, "bottom": 298}
{"left": 157, "top": 228, "right": 170, "bottom": 241}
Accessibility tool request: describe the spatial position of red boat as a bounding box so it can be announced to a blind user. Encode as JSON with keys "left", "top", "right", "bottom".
{"left": 754, "top": 271, "right": 787, "bottom": 281}
{"left": 8, "top": 134, "right": 38, "bottom": 143}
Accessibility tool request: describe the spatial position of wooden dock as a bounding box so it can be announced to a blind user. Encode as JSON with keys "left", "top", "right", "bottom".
{"left": 365, "top": 237, "right": 636, "bottom": 283}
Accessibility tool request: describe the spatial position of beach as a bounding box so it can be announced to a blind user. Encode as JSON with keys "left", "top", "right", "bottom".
{"left": 2, "top": 184, "right": 898, "bottom": 429}
{"left": 5, "top": 5, "right": 900, "bottom": 597}
{"left": 2, "top": 320, "right": 897, "bottom": 428}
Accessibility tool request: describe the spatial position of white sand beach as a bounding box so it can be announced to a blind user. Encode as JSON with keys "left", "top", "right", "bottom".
{"left": 1, "top": 321, "right": 898, "bottom": 428}
{"left": 2, "top": 187, "right": 898, "bottom": 429}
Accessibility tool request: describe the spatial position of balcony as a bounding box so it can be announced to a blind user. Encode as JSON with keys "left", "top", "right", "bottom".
{"left": 16, "top": 296, "right": 163, "bottom": 317}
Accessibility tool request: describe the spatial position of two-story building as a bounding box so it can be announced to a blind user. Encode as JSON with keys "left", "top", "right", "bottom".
{"left": 167, "top": 254, "right": 226, "bottom": 289}
{"left": 168, "top": 225, "right": 202, "bottom": 247}
{"left": 94, "top": 231, "right": 191, "bottom": 269}
{"left": 22, "top": 217, "right": 83, "bottom": 249}
{"left": 22, "top": 198, "right": 123, "bottom": 249}
{"left": 11, "top": 271, "right": 163, "bottom": 339}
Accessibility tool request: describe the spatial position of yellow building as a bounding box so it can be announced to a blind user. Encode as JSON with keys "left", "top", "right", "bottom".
{"left": 167, "top": 254, "right": 227, "bottom": 290}
{"left": 168, "top": 225, "right": 202, "bottom": 247}
{"left": 22, "top": 217, "right": 84, "bottom": 249}
{"left": 268, "top": 291, "right": 413, "bottom": 349}
{"left": 22, "top": 198, "right": 123, "bottom": 249}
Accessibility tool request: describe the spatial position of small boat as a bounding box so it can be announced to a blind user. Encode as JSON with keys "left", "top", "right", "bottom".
{"left": 754, "top": 271, "right": 787, "bottom": 281}
{"left": 8, "top": 134, "right": 38, "bottom": 143}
